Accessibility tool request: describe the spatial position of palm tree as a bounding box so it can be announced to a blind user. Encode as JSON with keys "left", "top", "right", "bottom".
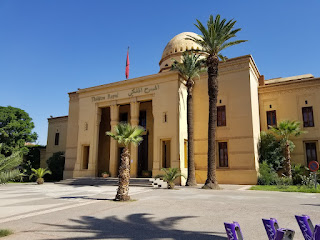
{"left": 171, "top": 51, "right": 205, "bottom": 186}
{"left": 106, "top": 122, "right": 144, "bottom": 201}
{"left": 29, "top": 168, "right": 52, "bottom": 184}
{"left": 187, "top": 14, "right": 247, "bottom": 189}
{"left": 269, "top": 120, "right": 305, "bottom": 178}
{"left": 0, "top": 150, "right": 22, "bottom": 184}
{"left": 156, "top": 168, "right": 186, "bottom": 189}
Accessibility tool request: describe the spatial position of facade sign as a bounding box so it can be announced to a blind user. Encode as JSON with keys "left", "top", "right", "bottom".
{"left": 91, "top": 93, "right": 119, "bottom": 102}
{"left": 91, "top": 85, "right": 160, "bottom": 102}
{"left": 128, "top": 85, "right": 159, "bottom": 97}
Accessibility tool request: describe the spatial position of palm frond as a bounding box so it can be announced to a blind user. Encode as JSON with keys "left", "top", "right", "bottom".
{"left": 0, "top": 151, "right": 22, "bottom": 172}
{"left": 171, "top": 51, "right": 206, "bottom": 83}
{"left": 269, "top": 120, "right": 306, "bottom": 140}
{"left": 106, "top": 122, "right": 144, "bottom": 147}
{"left": 189, "top": 14, "right": 246, "bottom": 57}
{"left": 29, "top": 168, "right": 51, "bottom": 179}
{"left": 157, "top": 168, "right": 186, "bottom": 183}
{"left": 0, "top": 169, "right": 21, "bottom": 184}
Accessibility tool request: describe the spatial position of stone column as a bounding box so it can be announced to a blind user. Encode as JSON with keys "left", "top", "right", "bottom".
{"left": 109, "top": 104, "right": 119, "bottom": 177}
{"left": 88, "top": 107, "right": 101, "bottom": 176}
{"left": 130, "top": 100, "right": 140, "bottom": 177}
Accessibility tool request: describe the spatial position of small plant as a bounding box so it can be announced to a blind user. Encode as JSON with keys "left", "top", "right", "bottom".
{"left": 156, "top": 168, "right": 186, "bottom": 189}
{"left": 101, "top": 171, "right": 110, "bottom": 178}
{"left": 0, "top": 229, "right": 13, "bottom": 237}
{"left": 29, "top": 168, "right": 51, "bottom": 184}
{"left": 141, "top": 170, "right": 152, "bottom": 178}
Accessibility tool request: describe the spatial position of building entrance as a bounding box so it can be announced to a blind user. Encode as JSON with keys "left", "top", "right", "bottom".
{"left": 138, "top": 134, "right": 148, "bottom": 176}
{"left": 97, "top": 107, "right": 111, "bottom": 176}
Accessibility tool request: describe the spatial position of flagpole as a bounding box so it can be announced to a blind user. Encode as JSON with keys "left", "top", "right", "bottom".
{"left": 125, "top": 46, "right": 130, "bottom": 79}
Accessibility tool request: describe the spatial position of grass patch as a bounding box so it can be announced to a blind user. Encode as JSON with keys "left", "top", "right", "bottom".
{"left": 0, "top": 229, "right": 13, "bottom": 237}
{"left": 250, "top": 185, "right": 320, "bottom": 193}
{"left": 7, "top": 181, "right": 27, "bottom": 183}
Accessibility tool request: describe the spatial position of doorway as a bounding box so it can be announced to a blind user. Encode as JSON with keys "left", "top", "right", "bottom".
{"left": 138, "top": 134, "right": 148, "bottom": 176}
{"left": 161, "top": 140, "right": 171, "bottom": 168}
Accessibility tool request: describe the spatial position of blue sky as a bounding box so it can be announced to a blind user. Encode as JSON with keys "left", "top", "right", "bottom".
{"left": 1, "top": 0, "right": 320, "bottom": 145}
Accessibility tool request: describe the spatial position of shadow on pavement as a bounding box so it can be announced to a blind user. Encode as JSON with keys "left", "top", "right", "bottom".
{"left": 59, "top": 196, "right": 114, "bottom": 201}
{"left": 301, "top": 203, "right": 320, "bottom": 207}
{"left": 42, "top": 213, "right": 227, "bottom": 240}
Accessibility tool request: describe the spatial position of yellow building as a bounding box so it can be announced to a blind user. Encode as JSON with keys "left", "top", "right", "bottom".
{"left": 41, "top": 116, "right": 68, "bottom": 168}
{"left": 45, "top": 32, "right": 320, "bottom": 184}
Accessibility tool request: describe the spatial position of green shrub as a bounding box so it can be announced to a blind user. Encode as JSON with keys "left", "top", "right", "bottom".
{"left": 20, "top": 145, "right": 45, "bottom": 182}
{"left": 292, "top": 164, "right": 308, "bottom": 185}
{"left": 276, "top": 176, "right": 292, "bottom": 187}
{"left": 46, "top": 152, "right": 65, "bottom": 181}
{"left": 258, "top": 132, "right": 285, "bottom": 171}
{"left": 301, "top": 173, "right": 316, "bottom": 188}
{"left": 258, "top": 161, "right": 279, "bottom": 185}
{"left": 0, "top": 229, "right": 13, "bottom": 237}
{"left": 0, "top": 150, "right": 22, "bottom": 184}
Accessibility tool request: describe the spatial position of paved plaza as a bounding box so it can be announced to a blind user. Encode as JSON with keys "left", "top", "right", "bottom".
{"left": 0, "top": 183, "right": 319, "bottom": 239}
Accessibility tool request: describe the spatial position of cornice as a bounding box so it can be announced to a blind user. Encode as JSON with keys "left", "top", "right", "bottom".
{"left": 159, "top": 52, "right": 183, "bottom": 65}
{"left": 259, "top": 77, "right": 320, "bottom": 95}
{"left": 77, "top": 71, "right": 178, "bottom": 96}
{"left": 48, "top": 116, "right": 68, "bottom": 123}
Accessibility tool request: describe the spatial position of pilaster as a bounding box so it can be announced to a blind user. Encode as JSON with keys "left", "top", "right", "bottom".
{"left": 88, "top": 107, "right": 101, "bottom": 176}
{"left": 130, "top": 99, "right": 140, "bottom": 177}
{"left": 109, "top": 104, "right": 119, "bottom": 177}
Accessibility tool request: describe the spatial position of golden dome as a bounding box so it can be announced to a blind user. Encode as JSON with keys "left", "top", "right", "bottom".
{"left": 159, "top": 32, "right": 202, "bottom": 72}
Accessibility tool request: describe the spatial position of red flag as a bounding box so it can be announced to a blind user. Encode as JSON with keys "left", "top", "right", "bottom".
{"left": 125, "top": 47, "right": 129, "bottom": 79}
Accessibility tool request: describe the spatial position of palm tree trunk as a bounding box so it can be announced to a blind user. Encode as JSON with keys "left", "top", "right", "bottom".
{"left": 203, "top": 55, "right": 220, "bottom": 190}
{"left": 186, "top": 79, "right": 197, "bottom": 186}
{"left": 115, "top": 147, "right": 131, "bottom": 201}
{"left": 285, "top": 141, "right": 292, "bottom": 178}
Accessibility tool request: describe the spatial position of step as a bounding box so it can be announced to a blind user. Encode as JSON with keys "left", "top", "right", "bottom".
{"left": 55, "top": 177, "right": 153, "bottom": 187}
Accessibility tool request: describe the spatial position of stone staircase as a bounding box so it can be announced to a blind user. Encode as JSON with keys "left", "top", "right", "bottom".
{"left": 55, "top": 177, "right": 152, "bottom": 187}
{"left": 55, "top": 177, "right": 168, "bottom": 188}
{"left": 149, "top": 178, "right": 168, "bottom": 188}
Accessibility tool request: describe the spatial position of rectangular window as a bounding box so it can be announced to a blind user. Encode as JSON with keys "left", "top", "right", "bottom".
{"left": 266, "top": 110, "right": 277, "bottom": 128}
{"left": 82, "top": 145, "right": 90, "bottom": 169}
{"left": 184, "top": 140, "right": 188, "bottom": 168}
{"left": 120, "top": 112, "right": 128, "bottom": 123}
{"left": 162, "top": 140, "right": 171, "bottom": 168}
{"left": 302, "top": 107, "right": 314, "bottom": 127}
{"left": 217, "top": 106, "right": 226, "bottom": 126}
{"left": 305, "top": 142, "right": 317, "bottom": 165}
{"left": 218, "top": 142, "right": 228, "bottom": 167}
{"left": 54, "top": 132, "right": 60, "bottom": 146}
{"left": 139, "top": 110, "right": 147, "bottom": 128}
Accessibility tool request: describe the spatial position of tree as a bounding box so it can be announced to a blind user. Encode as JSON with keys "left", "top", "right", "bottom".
{"left": 0, "top": 150, "right": 22, "bottom": 184}
{"left": 187, "top": 15, "right": 246, "bottom": 189}
{"left": 171, "top": 52, "right": 205, "bottom": 186}
{"left": 269, "top": 120, "right": 305, "bottom": 178}
{"left": 106, "top": 123, "right": 144, "bottom": 201}
{"left": 0, "top": 106, "right": 38, "bottom": 156}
